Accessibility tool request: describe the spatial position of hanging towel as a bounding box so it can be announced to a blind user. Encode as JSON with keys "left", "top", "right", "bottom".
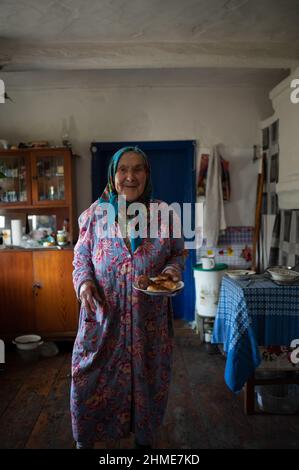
{"left": 203, "top": 145, "right": 227, "bottom": 246}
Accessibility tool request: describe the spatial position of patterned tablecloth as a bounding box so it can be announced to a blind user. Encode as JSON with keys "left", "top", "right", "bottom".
{"left": 212, "top": 275, "right": 299, "bottom": 393}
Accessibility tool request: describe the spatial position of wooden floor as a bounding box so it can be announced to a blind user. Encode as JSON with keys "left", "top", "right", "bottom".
{"left": 1, "top": 320, "right": 299, "bottom": 449}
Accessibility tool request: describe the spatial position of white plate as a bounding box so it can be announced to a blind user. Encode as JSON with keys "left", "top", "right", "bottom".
{"left": 267, "top": 267, "right": 299, "bottom": 281}
{"left": 226, "top": 270, "right": 256, "bottom": 280}
{"left": 133, "top": 281, "right": 184, "bottom": 297}
{"left": 13, "top": 334, "right": 42, "bottom": 344}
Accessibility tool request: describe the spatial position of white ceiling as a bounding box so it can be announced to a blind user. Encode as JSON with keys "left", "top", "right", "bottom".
{"left": 0, "top": 0, "right": 298, "bottom": 78}
{"left": 1, "top": 0, "right": 299, "bottom": 43}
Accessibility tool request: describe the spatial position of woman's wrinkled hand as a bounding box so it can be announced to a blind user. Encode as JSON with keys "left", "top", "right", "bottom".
{"left": 79, "top": 281, "right": 105, "bottom": 315}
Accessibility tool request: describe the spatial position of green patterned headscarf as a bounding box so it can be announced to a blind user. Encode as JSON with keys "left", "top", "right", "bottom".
{"left": 98, "top": 146, "right": 152, "bottom": 252}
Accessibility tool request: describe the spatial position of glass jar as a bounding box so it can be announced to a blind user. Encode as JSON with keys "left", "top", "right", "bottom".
{"left": 49, "top": 185, "right": 55, "bottom": 200}
{"left": 56, "top": 230, "right": 67, "bottom": 246}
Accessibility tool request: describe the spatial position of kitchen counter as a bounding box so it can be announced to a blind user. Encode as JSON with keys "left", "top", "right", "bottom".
{"left": 0, "top": 245, "right": 74, "bottom": 251}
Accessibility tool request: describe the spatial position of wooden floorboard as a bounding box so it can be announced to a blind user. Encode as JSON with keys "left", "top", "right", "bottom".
{"left": 1, "top": 322, "right": 299, "bottom": 449}
{"left": 25, "top": 356, "right": 73, "bottom": 449}
{"left": 0, "top": 354, "right": 65, "bottom": 449}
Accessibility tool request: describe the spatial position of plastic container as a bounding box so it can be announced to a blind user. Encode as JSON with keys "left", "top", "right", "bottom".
{"left": 256, "top": 384, "right": 299, "bottom": 414}
{"left": 193, "top": 263, "right": 228, "bottom": 318}
{"left": 204, "top": 330, "right": 212, "bottom": 343}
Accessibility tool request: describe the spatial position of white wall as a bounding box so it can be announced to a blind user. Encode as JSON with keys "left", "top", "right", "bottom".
{"left": 0, "top": 71, "right": 273, "bottom": 221}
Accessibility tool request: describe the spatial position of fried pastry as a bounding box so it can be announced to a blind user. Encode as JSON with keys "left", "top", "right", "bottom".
{"left": 151, "top": 274, "right": 171, "bottom": 282}
{"left": 146, "top": 279, "right": 179, "bottom": 292}
{"left": 147, "top": 283, "right": 169, "bottom": 292}
{"left": 159, "top": 280, "right": 177, "bottom": 290}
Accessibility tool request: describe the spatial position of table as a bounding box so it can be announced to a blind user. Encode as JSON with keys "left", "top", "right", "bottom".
{"left": 212, "top": 276, "right": 299, "bottom": 412}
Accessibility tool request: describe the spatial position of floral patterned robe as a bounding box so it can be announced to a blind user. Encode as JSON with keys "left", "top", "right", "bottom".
{"left": 70, "top": 200, "right": 185, "bottom": 445}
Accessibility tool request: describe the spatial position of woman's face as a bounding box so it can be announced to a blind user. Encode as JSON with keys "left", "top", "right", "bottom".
{"left": 115, "top": 151, "right": 147, "bottom": 202}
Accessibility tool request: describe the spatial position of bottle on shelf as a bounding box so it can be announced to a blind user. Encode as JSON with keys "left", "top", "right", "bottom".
{"left": 63, "top": 218, "right": 70, "bottom": 243}
{"left": 56, "top": 228, "right": 68, "bottom": 246}
{"left": 49, "top": 185, "right": 55, "bottom": 200}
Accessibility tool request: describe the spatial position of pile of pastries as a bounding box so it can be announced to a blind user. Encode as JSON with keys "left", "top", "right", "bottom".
{"left": 137, "top": 273, "right": 179, "bottom": 292}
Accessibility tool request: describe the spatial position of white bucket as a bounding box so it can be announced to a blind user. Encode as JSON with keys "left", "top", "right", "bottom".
{"left": 193, "top": 263, "right": 227, "bottom": 317}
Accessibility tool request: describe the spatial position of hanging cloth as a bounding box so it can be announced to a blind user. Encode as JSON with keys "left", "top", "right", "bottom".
{"left": 203, "top": 145, "right": 227, "bottom": 246}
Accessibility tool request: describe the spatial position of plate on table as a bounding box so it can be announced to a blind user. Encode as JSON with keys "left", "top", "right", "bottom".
{"left": 225, "top": 270, "right": 256, "bottom": 280}
{"left": 267, "top": 267, "right": 299, "bottom": 282}
{"left": 133, "top": 280, "right": 184, "bottom": 297}
{"left": 270, "top": 278, "right": 299, "bottom": 286}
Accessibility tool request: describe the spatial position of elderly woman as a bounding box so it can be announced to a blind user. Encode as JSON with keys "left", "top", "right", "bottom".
{"left": 71, "top": 146, "right": 185, "bottom": 449}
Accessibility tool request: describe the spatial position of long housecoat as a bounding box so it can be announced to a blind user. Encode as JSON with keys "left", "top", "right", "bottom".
{"left": 70, "top": 200, "right": 185, "bottom": 444}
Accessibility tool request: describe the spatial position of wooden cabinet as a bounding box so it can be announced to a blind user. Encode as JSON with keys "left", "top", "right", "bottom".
{"left": 0, "top": 148, "right": 72, "bottom": 207}
{"left": 0, "top": 151, "right": 32, "bottom": 205}
{"left": 0, "top": 147, "right": 78, "bottom": 340}
{"left": 33, "top": 250, "right": 78, "bottom": 337}
{"left": 0, "top": 147, "right": 76, "bottom": 243}
{"left": 0, "top": 250, "right": 78, "bottom": 340}
{"left": 30, "top": 149, "right": 72, "bottom": 207}
{"left": 0, "top": 251, "right": 35, "bottom": 336}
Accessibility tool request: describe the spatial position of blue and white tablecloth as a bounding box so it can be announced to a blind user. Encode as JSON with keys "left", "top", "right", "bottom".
{"left": 212, "top": 276, "right": 299, "bottom": 393}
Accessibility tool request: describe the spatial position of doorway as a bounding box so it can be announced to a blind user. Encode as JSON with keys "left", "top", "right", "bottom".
{"left": 91, "top": 140, "right": 196, "bottom": 322}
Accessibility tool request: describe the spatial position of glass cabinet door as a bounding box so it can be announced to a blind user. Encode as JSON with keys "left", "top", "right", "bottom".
{"left": 0, "top": 154, "right": 30, "bottom": 204}
{"left": 35, "top": 155, "right": 66, "bottom": 203}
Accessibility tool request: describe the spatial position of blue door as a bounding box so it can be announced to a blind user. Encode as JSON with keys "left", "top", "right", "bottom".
{"left": 91, "top": 141, "right": 196, "bottom": 322}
